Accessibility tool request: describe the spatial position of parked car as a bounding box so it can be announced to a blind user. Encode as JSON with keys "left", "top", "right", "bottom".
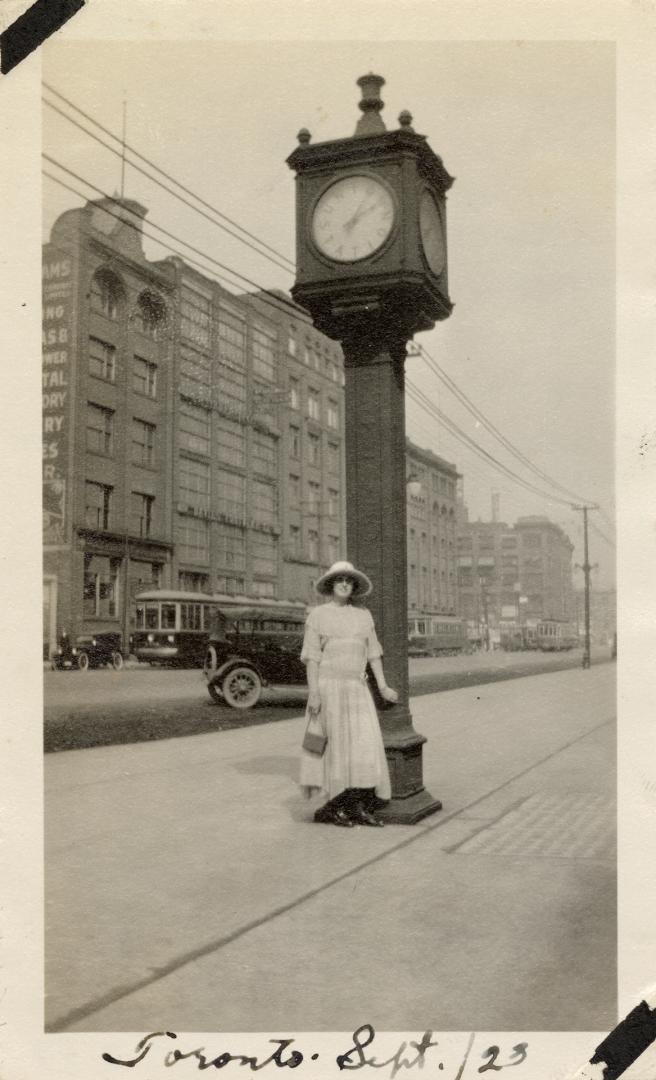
{"left": 204, "top": 605, "right": 307, "bottom": 709}
{"left": 51, "top": 631, "right": 124, "bottom": 671}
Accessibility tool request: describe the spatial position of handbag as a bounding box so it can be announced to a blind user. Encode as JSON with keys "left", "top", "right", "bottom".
{"left": 302, "top": 713, "right": 327, "bottom": 756}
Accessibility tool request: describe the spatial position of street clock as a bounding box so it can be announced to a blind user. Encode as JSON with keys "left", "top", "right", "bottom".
{"left": 287, "top": 73, "right": 454, "bottom": 342}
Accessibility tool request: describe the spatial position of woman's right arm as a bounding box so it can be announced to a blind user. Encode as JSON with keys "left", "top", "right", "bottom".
{"left": 306, "top": 659, "right": 321, "bottom": 714}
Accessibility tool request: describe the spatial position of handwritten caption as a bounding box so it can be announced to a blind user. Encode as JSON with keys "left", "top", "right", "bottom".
{"left": 102, "top": 1025, "right": 528, "bottom": 1078}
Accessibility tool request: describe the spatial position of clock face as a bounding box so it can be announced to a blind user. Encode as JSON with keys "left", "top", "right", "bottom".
{"left": 419, "top": 190, "right": 446, "bottom": 276}
{"left": 311, "top": 175, "right": 395, "bottom": 263}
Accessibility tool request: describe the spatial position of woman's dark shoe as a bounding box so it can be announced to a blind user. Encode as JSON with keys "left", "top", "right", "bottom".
{"left": 314, "top": 803, "right": 355, "bottom": 827}
{"left": 350, "top": 802, "right": 385, "bottom": 827}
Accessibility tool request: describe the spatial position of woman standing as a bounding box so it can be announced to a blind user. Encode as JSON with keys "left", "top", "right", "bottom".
{"left": 299, "top": 560, "right": 398, "bottom": 827}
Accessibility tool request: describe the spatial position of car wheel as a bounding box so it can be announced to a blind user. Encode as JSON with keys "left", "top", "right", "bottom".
{"left": 222, "top": 666, "right": 262, "bottom": 710}
{"left": 77, "top": 652, "right": 90, "bottom": 672}
{"left": 111, "top": 651, "right": 124, "bottom": 671}
{"left": 203, "top": 644, "right": 218, "bottom": 679}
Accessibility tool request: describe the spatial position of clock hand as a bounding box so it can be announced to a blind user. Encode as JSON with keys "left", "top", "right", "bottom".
{"left": 344, "top": 202, "right": 377, "bottom": 231}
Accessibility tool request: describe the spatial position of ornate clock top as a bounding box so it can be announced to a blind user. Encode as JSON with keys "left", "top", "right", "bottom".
{"left": 355, "top": 73, "right": 386, "bottom": 136}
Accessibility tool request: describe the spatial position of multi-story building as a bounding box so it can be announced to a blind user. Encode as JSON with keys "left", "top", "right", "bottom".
{"left": 42, "top": 197, "right": 345, "bottom": 657}
{"left": 457, "top": 513, "right": 575, "bottom": 642}
{"left": 405, "top": 439, "right": 460, "bottom": 626}
{"left": 574, "top": 586, "right": 617, "bottom": 645}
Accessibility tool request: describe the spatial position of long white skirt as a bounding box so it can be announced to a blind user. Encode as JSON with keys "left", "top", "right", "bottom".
{"left": 299, "top": 673, "right": 391, "bottom": 802}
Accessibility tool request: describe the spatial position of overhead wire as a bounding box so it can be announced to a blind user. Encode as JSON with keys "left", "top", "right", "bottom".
{"left": 42, "top": 82, "right": 296, "bottom": 273}
{"left": 416, "top": 342, "right": 600, "bottom": 508}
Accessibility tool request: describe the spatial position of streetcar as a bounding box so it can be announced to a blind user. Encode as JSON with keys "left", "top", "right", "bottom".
{"left": 407, "top": 614, "right": 467, "bottom": 657}
{"left": 535, "top": 619, "right": 578, "bottom": 652}
{"left": 131, "top": 590, "right": 307, "bottom": 667}
{"left": 499, "top": 624, "right": 538, "bottom": 652}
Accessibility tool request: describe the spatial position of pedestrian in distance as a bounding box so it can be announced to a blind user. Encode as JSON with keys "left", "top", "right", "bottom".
{"left": 299, "top": 560, "right": 398, "bottom": 827}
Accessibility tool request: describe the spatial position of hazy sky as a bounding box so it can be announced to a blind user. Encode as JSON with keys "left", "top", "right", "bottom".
{"left": 42, "top": 38, "right": 616, "bottom": 587}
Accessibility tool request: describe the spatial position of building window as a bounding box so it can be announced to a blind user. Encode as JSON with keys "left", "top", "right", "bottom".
{"left": 216, "top": 469, "right": 245, "bottom": 520}
{"left": 327, "top": 441, "right": 339, "bottom": 474}
{"left": 179, "top": 456, "right": 210, "bottom": 512}
{"left": 289, "top": 377, "right": 300, "bottom": 410}
{"left": 252, "top": 429, "right": 278, "bottom": 479}
{"left": 327, "top": 488, "right": 339, "bottom": 518}
{"left": 84, "top": 480, "right": 112, "bottom": 530}
{"left": 287, "top": 328, "right": 297, "bottom": 357}
{"left": 289, "top": 524, "right": 301, "bottom": 555}
{"left": 307, "top": 480, "right": 321, "bottom": 512}
{"left": 215, "top": 523, "right": 246, "bottom": 572}
{"left": 289, "top": 473, "right": 300, "bottom": 506}
{"left": 90, "top": 272, "right": 122, "bottom": 320}
{"left": 176, "top": 514, "right": 210, "bottom": 564}
{"left": 252, "top": 532, "right": 277, "bottom": 575}
{"left": 252, "top": 479, "right": 277, "bottom": 527}
{"left": 178, "top": 570, "right": 210, "bottom": 592}
{"left": 327, "top": 399, "right": 339, "bottom": 429}
{"left": 290, "top": 424, "right": 301, "bottom": 459}
{"left": 130, "top": 492, "right": 154, "bottom": 538}
{"left": 218, "top": 364, "right": 247, "bottom": 416}
{"left": 218, "top": 301, "right": 246, "bottom": 368}
{"left": 132, "top": 419, "right": 156, "bottom": 466}
{"left": 307, "top": 389, "right": 320, "bottom": 421}
{"left": 133, "top": 356, "right": 157, "bottom": 398}
{"left": 252, "top": 319, "right": 276, "bottom": 382}
{"left": 180, "top": 281, "right": 211, "bottom": 349}
{"left": 180, "top": 345, "right": 210, "bottom": 394}
{"left": 216, "top": 416, "right": 245, "bottom": 468}
{"left": 179, "top": 400, "right": 210, "bottom": 456}
{"left": 89, "top": 337, "right": 116, "bottom": 382}
{"left": 307, "top": 432, "right": 321, "bottom": 467}
{"left": 252, "top": 579, "right": 276, "bottom": 599}
{"left": 83, "top": 554, "right": 120, "bottom": 617}
{"left": 135, "top": 291, "right": 166, "bottom": 339}
{"left": 326, "top": 534, "right": 339, "bottom": 563}
{"left": 308, "top": 529, "right": 319, "bottom": 562}
{"left": 86, "top": 403, "right": 114, "bottom": 455}
{"left": 216, "top": 575, "right": 245, "bottom": 595}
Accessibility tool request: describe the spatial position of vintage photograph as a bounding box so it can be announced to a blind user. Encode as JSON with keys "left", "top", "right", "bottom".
{"left": 10, "top": 2, "right": 656, "bottom": 1073}
{"left": 38, "top": 32, "right": 620, "bottom": 1041}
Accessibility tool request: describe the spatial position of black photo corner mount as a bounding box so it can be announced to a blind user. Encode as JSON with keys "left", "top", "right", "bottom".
{"left": 0, "top": 0, "right": 85, "bottom": 75}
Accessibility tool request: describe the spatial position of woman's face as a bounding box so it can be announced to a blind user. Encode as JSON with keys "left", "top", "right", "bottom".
{"left": 332, "top": 575, "right": 355, "bottom": 601}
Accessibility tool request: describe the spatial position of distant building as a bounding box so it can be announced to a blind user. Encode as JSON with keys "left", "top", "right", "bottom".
{"left": 457, "top": 513, "right": 575, "bottom": 643}
{"left": 574, "top": 587, "right": 616, "bottom": 645}
{"left": 405, "top": 439, "right": 460, "bottom": 627}
{"left": 42, "top": 197, "right": 345, "bottom": 657}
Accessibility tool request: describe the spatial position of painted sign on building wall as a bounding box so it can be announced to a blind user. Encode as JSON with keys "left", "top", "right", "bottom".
{"left": 42, "top": 250, "right": 73, "bottom": 546}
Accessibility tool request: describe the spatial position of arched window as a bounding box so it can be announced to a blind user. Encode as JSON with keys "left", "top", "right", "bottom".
{"left": 90, "top": 269, "right": 124, "bottom": 320}
{"left": 135, "top": 291, "right": 167, "bottom": 339}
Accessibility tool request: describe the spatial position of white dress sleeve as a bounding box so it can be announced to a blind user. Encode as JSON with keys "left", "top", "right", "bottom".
{"left": 301, "top": 607, "right": 323, "bottom": 664}
{"left": 364, "top": 609, "right": 383, "bottom": 660}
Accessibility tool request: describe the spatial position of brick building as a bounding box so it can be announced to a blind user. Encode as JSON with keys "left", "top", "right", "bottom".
{"left": 405, "top": 439, "right": 460, "bottom": 627}
{"left": 457, "top": 514, "right": 575, "bottom": 642}
{"left": 42, "top": 197, "right": 345, "bottom": 657}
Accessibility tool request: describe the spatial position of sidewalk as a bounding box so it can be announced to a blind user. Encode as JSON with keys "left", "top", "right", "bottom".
{"left": 45, "top": 664, "right": 616, "bottom": 1034}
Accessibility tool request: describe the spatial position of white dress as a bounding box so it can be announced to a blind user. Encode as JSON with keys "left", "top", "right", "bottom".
{"left": 299, "top": 601, "right": 391, "bottom": 802}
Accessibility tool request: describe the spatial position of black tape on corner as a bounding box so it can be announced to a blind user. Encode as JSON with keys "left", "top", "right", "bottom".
{"left": 590, "top": 999, "right": 656, "bottom": 1080}
{"left": 1, "top": 0, "right": 85, "bottom": 75}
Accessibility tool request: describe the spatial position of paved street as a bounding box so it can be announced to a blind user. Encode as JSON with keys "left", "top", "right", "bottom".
{"left": 45, "top": 664, "right": 616, "bottom": 1034}
{"left": 43, "top": 646, "right": 612, "bottom": 751}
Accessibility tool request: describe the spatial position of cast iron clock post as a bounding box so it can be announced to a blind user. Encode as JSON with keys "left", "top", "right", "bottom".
{"left": 287, "top": 74, "right": 454, "bottom": 823}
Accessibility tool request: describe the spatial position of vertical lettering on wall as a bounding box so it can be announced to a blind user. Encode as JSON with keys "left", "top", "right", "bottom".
{"left": 42, "top": 251, "right": 73, "bottom": 546}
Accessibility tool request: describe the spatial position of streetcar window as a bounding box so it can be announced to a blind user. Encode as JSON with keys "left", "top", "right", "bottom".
{"left": 161, "top": 604, "right": 177, "bottom": 629}
{"left": 136, "top": 604, "right": 145, "bottom": 629}
{"left": 181, "top": 603, "right": 202, "bottom": 630}
{"left": 145, "top": 605, "right": 159, "bottom": 629}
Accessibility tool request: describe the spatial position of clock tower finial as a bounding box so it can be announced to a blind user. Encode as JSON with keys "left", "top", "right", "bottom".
{"left": 355, "top": 72, "right": 386, "bottom": 136}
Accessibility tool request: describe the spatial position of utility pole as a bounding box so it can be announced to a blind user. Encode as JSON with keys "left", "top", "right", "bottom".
{"left": 572, "top": 504, "right": 598, "bottom": 669}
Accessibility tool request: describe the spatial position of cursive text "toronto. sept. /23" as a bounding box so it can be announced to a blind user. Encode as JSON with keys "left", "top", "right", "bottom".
{"left": 102, "top": 1026, "right": 528, "bottom": 1077}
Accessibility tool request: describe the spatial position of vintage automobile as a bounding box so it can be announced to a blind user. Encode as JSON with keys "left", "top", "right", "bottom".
{"left": 204, "top": 605, "right": 308, "bottom": 709}
{"left": 51, "top": 631, "right": 124, "bottom": 671}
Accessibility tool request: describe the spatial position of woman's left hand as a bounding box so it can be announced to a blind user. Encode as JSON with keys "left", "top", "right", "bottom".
{"left": 379, "top": 686, "right": 398, "bottom": 704}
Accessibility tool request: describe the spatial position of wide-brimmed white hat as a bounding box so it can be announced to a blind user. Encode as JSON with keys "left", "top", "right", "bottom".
{"left": 314, "top": 560, "right": 372, "bottom": 598}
